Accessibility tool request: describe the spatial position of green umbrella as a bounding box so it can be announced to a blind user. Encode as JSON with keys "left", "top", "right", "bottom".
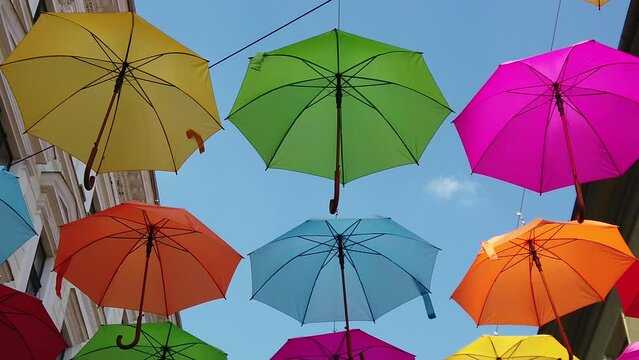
{"left": 73, "top": 322, "right": 227, "bottom": 360}
{"left": 229, "top": 29, "right": 451, "bottom": 213}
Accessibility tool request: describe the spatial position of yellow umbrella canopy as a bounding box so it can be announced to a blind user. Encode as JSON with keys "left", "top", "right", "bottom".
{"left": 584, "top": 0, "right": 608, "bottom": 8}
{"left": 0, "top": 12, "right": 220, "bottom": 189}
{"left": 446, "top": 335, "right": 577, "bottom": 360}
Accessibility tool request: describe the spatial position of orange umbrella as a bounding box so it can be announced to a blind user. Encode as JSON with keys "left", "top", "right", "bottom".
{"left": 452, "top": 218, "right": 636, "bottom": 360}
{"left": 53, "top": 201, "right": 242, "bottom": 349}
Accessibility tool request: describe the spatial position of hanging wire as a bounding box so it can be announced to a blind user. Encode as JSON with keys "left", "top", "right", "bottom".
{"left": 515, "top": 188, "right": 527, "bottom": 228}
{"left": 550, "top": 0, "right": 563, "bottom": 51}
{"left": 208, "top": 0, "right": 334, "bottom": 68}
{"left": 337, "top": 0, "right": 341, "bottom": 29}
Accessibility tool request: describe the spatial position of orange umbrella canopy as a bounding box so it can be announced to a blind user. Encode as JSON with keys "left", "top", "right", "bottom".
{"left": 452, "top": 218, "right": 636, "bottom": 326}
{"left": 54, "top": 201, "right": 242, "bottom": 316}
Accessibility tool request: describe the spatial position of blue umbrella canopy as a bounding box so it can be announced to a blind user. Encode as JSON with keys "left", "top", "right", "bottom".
{"left": 0, "top": 169, "right": 36, "bottom": 262}
{"left": 249, "top": 217, "right": 439, "bottom": 325}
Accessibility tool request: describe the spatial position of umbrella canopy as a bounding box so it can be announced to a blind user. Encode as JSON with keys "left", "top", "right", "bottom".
{"left": 616, "top": 260, "right": 639, "bottom": 318}
{"left": 229, "top": 29, "right": 451, "bottom": 213}
{"left": 446, "top": 335, "right": 576, "bottom": 360}
{"left": 271, "top": 329, "right": 415, "bottom": 360}
{"left": 453, "top": 40, "right": 639, "bottom": 221}
{"left": 0, "top": 169, "right": 36, "bottom": 263}
{"left": 53, "top": 201, "right": 242, "bottom": 348}
{"left": 619, "top": 342, "right": 639, "bottom": 360}
{"left": 73, "top": 322, "right": 227, "bottom": 360}
{"left": 0, "top": 284, "right": 67, "bottom": 359}
{"left": 250, "top": 217, "right": 438, "bottom": 358}
{"left": 452, "top": 218, "right": 635, "bottom": 359}
{"left": 0, "top": 12, "right": 220, "bottom": 190}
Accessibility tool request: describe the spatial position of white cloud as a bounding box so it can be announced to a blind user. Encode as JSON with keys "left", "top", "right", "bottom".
{"left": 426, "top": 176, "right": 479, "bottom": 203}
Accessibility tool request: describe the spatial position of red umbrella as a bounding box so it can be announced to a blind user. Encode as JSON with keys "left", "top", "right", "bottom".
{"left": 0, "top": 284, "right": 67, "bottom": 359}
{"left": 617, "top": 260, "right": 639, "bottom": 317}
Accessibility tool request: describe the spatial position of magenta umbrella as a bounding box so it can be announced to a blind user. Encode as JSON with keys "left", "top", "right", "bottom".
{"left": 454, "top": 40, "right": 639, "bottom": 222}
{"left": 271, "top": 329, "right": 415, "bottom": 360}
{"left": 619, "top": 342, "right": 639, "bottom": 360}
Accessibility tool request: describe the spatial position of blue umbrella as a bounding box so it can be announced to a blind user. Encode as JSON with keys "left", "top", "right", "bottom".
{"left": 250, "top": 217, "right": 439, "bottom": 359}
{"left": 0, "top": 169, "right": 36, "bottom": 262}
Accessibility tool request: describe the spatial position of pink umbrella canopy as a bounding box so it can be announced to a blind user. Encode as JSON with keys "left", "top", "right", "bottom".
{"left": 454, "top": 40, "right": 639, "bottom": 221}
{"left": 619, "top": 342, "right": 639, "bottom": 360}
{"left": 616, "top": 260, "right": 639, "bottom": 318}
{"left": 271, "top": 329, "right": 415, "bottom": 360}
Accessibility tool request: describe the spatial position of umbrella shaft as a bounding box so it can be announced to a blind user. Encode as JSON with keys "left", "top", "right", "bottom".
{"left": 337, "top": 235, "right": 354, "bottom": 360}
{"left": 330, "top": 74, "right": 343, "bottom": 214}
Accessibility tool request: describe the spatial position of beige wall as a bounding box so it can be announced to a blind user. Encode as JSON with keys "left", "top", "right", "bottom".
{"left": 0, "top": 0, "right": 176, "bottom": 359}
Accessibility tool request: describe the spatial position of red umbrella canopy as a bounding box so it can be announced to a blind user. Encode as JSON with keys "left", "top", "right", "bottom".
{"left": 617, "top": 260, "right": 639, "bottom": 318}
{"left": 0, "top": 284, "right": 67, "bottom": 359}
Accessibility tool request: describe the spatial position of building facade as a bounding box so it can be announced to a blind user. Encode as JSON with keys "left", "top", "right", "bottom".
{"left": 0, "top": 0, "right": 179, "bottom": 358}
{"left": 539, "top": 1, "right": 639, "bottom": 358}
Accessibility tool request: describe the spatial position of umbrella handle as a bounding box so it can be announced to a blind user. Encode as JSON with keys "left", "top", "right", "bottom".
{"left": 575, "top": 181, "right": 585, "bottom": 224}
{"left": 329, "top": 168, "right": 340, "bottom": 214}
{"left": 83, "top": 145, "right": 98, "bottom": 191}
{"left": 186, "top": 129, "right": 205, "bottom": 154}
{"left": 116, "top": 313, "right": 143, "bottom": 349}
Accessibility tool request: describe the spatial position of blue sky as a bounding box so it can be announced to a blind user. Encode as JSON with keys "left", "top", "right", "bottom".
{"left": 135, "top": 1, "right": 630, "bottom": 358}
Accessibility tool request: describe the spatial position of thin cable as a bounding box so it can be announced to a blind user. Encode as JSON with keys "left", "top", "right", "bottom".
{"left": 550, "top": 0, "right": 562, "bottom": 51}
{"left": 209, "top": 0, "right": 334, "bottom": 68}
{"left": 515, "top": 188, "right": 527, "bottom": 228}
{"left": 337, "top": 0, "right": 341, "bottom": 29}
{"left": 10, "top": 145, "right": 54, "bottom": 167}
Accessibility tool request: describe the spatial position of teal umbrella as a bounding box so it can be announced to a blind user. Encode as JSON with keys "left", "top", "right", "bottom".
{"left": 229, "top": 29, "right": 451, "bottom": 213}
{"left": 73, "top": 322, "right": 227, "bottom": 360}
{"left": 0, "top": 169, "right": 36, "bottom": 263}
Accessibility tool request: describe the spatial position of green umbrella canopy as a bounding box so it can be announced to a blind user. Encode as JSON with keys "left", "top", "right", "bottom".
{"left": 228, "top": 29, "right": 452, "bottom": 186}
{"left": 73, "top": 322, "right": 227, "bottom": 360}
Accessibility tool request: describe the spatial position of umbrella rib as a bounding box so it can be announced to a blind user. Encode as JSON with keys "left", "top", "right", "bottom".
{"left": 97, "top": 234, "right": 147, "bottom": 305}
{"left": 475, "top": 241, "right": 530, "bottom": 323}
{"left": 226, "top": 77, "right": 329, "bottom": 118}
{"left": 123, "top": 70, "right": 179, "bottom": 172}
{"left": 0, "top": 54, "right": 114, "bottom": 68}
{"left": 251, "top": 238, "right": 337, "bottom": 299}
{"left": 537, "top": 245, "right": 605, "bottom": 302}
{"left": 538, "top": 91, "right": 557, "bottom": 193}
{"left": 265, "top": 85, "right": 335, "bottom": 169}
{"left": 341, "top": 78, "right": 420, "bottom": 164}
{"left": 128, "top": 51, "right": 210, "bottom": 66}
{"left": 94, "top": 84, "right": 124, "bottom": 174}
{"left": 125, "top": 64, "right": 222, "bottom": 128}
{"left": 265, "top": 54, "right": 334, "bottom": 76}
{"left": 341, "top": 50, "right": 419, "bottom": 75}
{"left": 300, "top": 239, "right": 338, "bottom": 324}
{"left": 347, "top": 75, "right": 453, "bottom": 111}
{"left": 471, "top": 93, "right": 553, "bottom": 178}
{"left": 0, "top": 308, "right": 62, "bottom": 343}
{"left": 0, "top": 198, "right": 36, "bottom": 235}
{"left": 561, "top": 61, "right": 639, "bottom": 83}
{"left": 0, "top": 313, "right": 35, "bottom": 360}
{"left": 22, "top": 69, "right": 120, "bottom": 133}
{"left": 343, "top": 247, "right": 377, "bottom": 321}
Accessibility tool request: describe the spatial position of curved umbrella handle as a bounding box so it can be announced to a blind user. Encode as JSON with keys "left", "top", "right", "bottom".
{"left": 575, "top": 181, "right": 585, "bottom": 224}
{"left": 329, "top": 168, "right": 340, "bottom": 214}
{"left": 186, "top": 129, "right": 205, "bottom": 154}
{"left": 83, "top": 145, "right": 98, "bottom": 191}
{"left": 116, "top": 314, "right": 143, "bottom": 349}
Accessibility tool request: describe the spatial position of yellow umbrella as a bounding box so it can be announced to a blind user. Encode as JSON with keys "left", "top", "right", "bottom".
{"left": 446, "top": 335, "right": 577, "bottom": 360}
{"left": 584, "top": 0, "right": 608, "bottom": 8}
{"left": 0, "top": 12, "right": 220, "bottom": 189}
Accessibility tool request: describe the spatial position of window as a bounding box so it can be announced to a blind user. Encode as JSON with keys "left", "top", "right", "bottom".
{"left": 0, "top": 120, "right": 12, "bottom": 169}
{"left": 25, "top": 241, "right": 45, "bottom": 296}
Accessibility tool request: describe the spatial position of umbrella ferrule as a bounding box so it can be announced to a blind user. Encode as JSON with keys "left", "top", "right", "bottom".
{"left": 527, "top": 240, "right": 542, "bottom": 271}
{"left": 115, "top": 62, "right": 129, "bottom": 93}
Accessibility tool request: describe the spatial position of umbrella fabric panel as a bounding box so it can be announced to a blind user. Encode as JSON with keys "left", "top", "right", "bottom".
{"left": 619, "top": 342, "right": 639, "bottom": 360}
{"left": 272, "top": 329, "right": 415, "bottom": 360}
{"left": 0, "top": 285, "right": 67, "bottom": 360}
{"left": 54, "top": 201, "right": 242, "bottom": 316}
{"left": 617, "top": 261, "right": 639, "bottom": 317}
{"left": 452, "top": 219, "right": 636, "bottom": 326}
{"left": 74, "top": 322, "right": 227, "bottom": 360}
{"left": 454, "top": 40, "right": 639, "bottom": 193}
{"left": 1, "top": 12, "right": 220, "bottom": 173}
{"left": 250, "top": 218, "right": 439, "bottom": 323}
{"left": 446, "top": 335, "right": 576, "bottom": 360}
{"left": 0, "top": 171, "right": 36, "bottom": 262}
